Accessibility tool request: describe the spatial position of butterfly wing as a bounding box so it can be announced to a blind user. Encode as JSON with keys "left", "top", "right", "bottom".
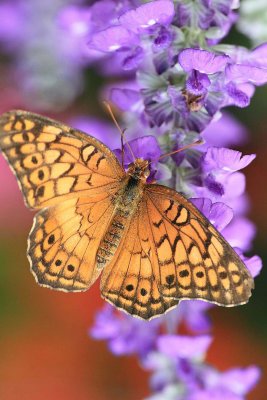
{"left": 28, "top": 191, "right": 118, "bottom": 291}
{"left": 100, "top": 199, "right": 179, "bottom": 321}
{"left": 0, "top": 110, "right": 125, "bottom": 209}
{"left": 101, "top": 183, "right": 253, "bottom": 320}
{"left": 145, "top": 184, "right": 254, "bottom": 306}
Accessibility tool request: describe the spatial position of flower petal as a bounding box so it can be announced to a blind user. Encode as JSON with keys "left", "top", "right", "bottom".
{"left": 225, "top": 82, "right": 250, "bottom": 108}
{"left": 114, "top": 135, "right": 161, "bottom": 166}
{"left": 222, "top": 217, "right": 256, "bottom": 251}
{"left": 220, "top": 366, "right": 261, "bottom": 395}
{"left": 186, "top": 70, "right": 211, "bottom": 95}
{"left": 157, "top": 334, "right": 212, "bottom": 359}
{"left": 203, "top": 147, "right": 256, "bottom": 172}
{"left": 88, "top": 26, "right": 137, "bottom": 52}
{"left": 234, "top": 249, "right": 262, "bottom": 278}
{"left": 122, "top": 46, "right": 144, "bottom": 70}
{"left": 110, "top": 87, "right": 141, "bottom": 111}
{"left": 179, "top": 49, "right": 230, "bottom": 73}
{"left": 69, "top": 116, "right": 120, "bottom": 148}
{"left": 119, "top": 0, "right": 175, "bottom": 33}
{"left": 226, "top": 64, "right": 267, "bottom": 85}
{"left": 247, "top": 43, "right": 267, "bottom": 68}
{"left": 191, "top": 198, "right": 234, "bottom": 231}
{"left": 188, "top": 388, "right": 242, "bottom": 400}
{"left": 202, "top": 113, "right": 248, "bottom": 147}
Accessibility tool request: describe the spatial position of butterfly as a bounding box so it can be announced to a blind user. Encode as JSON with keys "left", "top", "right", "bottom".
{"left": 0, "top": 110, "right": 254, "bottom": 320}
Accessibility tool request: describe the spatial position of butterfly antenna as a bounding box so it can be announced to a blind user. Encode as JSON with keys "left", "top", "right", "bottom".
{"left": 103, "top": 101, "right": 135, "bottom": 162}
{"left": 148, "top": 138, "right": 204, "bottom": 166}
{"left": 121, "top": 128, "right": 125, "bottom": 167}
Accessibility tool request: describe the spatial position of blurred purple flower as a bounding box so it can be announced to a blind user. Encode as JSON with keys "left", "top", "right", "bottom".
{"left": 0, "top": 2, "right": 23, "bottom": 49}
{"left": 69, "top": 115, "right": 120, "bottom": 149}
{"left": 119, "top": 0, "right": 175, "bottom": 33}
{"left": 91, "top": 304, "right": 160, "bottom": 356}
{"left": 157, "top": 334, "right": 212, "bottom": 359}
{"left": 222, "top": 217, "right": 256, "bottom": 251}
{"left": 175, "top": 300, "right": 213, "bottom": 333}
{"left": 144, "top": 349, "right": 260, "bottom": 400}
{"left": 202, "top": 113, "right": 248, "bottom": 147}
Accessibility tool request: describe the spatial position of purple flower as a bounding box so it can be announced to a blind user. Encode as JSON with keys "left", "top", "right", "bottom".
{"left": 114, "top": 135, "right": 160, "bottom": 163}
{"left": 0, "top": 2, "right": 23, "bottom": 49}
{"left": 157, "top": 334, "right": 212, "bottom": 359}
{"left": 90, "top": 304, "right": 160, "bottom": 356}
{"left": 88, "top": 0, "right": 175, "bottom": 71}
{"left": 109, "top": 87, "right": 142, "bottom": 111}
{"left": 175, "top": 0, "right": 238, "bottom": 42}
{"left": 175, "top": 1, "right": 215, "bottom": 31}
{"left": 188, "top": 364, "right": 261, "bottom": 400}
{"left": 226, "top": 64, "right": 267, "bottom": 86}
{"left": 114, "top": 135, "right": 171, "bottom": 181}
{"left": 145, "top": 349, "right": 261, "bottom": 400}
{"left": 203, "top": 147, "right": 256, "bottom": 174}
{"left": 164, "top": 300, "right": 213, "bottom": 334}
{"left": 178, "top": 49, "right": 230, "bottom": 74}
{"left": 191, "top": 198, "right": 234, "bottom": 231}
{"left": 218, "top": 366, "right": 261, "bottom": 395}
{"left": 119, "top": 0, "right": 175, "bottom": 33}
{"left": 69, "top": 115, "right": 121, "bottom": 149}
{"left": 202, "top": 113, "right": 248, "bottom": 147}
{"left": 222, "top": 217, "right": 256, "bottom": 251}
{"left": 195, "top": 148, "right": 255, "bottom": 204}
{"left": 234, "top": 249, "right": 263, "bottom": 278}
{"left": 89, "top": 26, "right": 138, "bottom": 52}
{"left": 186, "top": 70, "right": 211, "bottom": 96}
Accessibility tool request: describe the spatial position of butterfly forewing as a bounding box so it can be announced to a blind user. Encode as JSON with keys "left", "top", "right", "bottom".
{"left": 0, "top": 110, "right": 124, "bottom": 209}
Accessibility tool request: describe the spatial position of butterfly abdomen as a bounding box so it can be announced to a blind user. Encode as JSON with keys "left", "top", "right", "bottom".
{"left": 96, "top": 175, "right": 144, "bottom": 269}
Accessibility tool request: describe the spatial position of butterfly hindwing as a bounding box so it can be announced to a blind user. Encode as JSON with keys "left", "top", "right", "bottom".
{"left": 100, "top": 206, "right": 179, "bottom": 320}
{"left": 145, "top": 184, "right": 254, "bottom": 306}
{"left": 0, "top": 110, "right": 124, "bottom": 209}
{"left": 28, "top": 191, "right": 118, "bottom": 291}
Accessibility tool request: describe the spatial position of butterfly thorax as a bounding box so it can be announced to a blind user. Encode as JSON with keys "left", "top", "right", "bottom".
{"left": 127, "top": 158, "right": 150, "bottom": 181}
{"left": 96, "top": 158, "right": 150, "bottom": 269}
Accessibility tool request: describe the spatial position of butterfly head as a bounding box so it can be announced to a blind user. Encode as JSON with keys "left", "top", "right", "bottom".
{"left": 127, "top": 158, "right": 150, "bottom": 181}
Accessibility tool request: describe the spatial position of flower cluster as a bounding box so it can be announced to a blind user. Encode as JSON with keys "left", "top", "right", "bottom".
{"left": 91, "top": 301, "right": 261, "bottom": 399}
{"left": 60, "top": 0, "right": 267, "bottom": 132}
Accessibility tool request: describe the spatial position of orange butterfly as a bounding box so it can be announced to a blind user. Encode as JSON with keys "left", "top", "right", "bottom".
{"left": 0, "top": 110, "right": 254, "bottom": 320}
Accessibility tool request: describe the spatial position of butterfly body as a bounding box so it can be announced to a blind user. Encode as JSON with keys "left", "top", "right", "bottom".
{"left": 97, "top": 159, "right": 149, "bottom": 269}
{"left": 0, "top": 110, "right": 254, "bottom": 320}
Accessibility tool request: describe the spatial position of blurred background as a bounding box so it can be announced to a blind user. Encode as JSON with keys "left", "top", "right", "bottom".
{"left": 0, "top": 1, "right": 267, "bottom": 399}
